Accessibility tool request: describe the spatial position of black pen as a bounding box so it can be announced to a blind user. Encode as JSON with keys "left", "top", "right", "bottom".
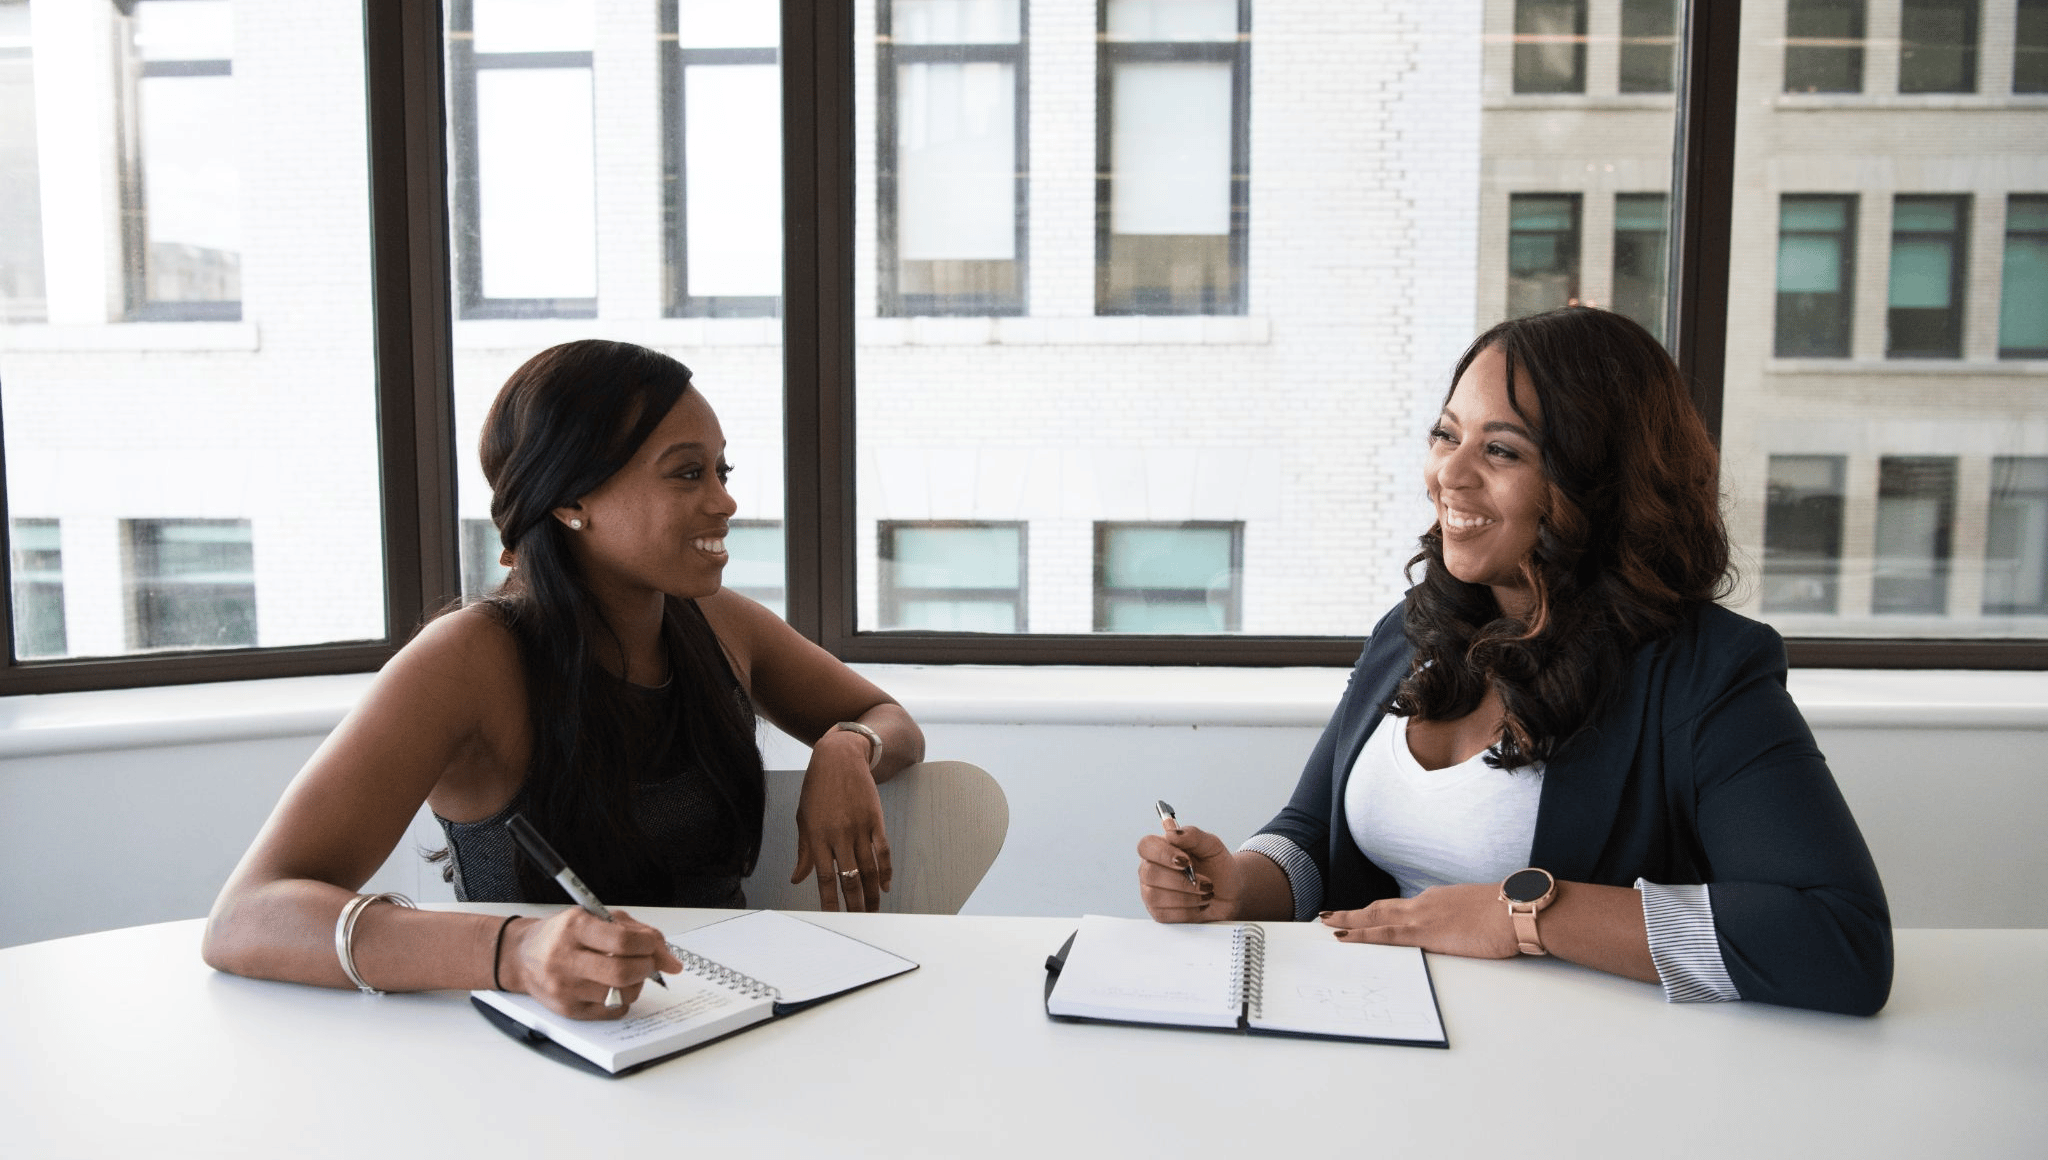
{"left": 505, "top": 813, "right": 665, "bottom": 1008}
{"left": 1153, "top": 800, "right": 1201, "bottom": 886}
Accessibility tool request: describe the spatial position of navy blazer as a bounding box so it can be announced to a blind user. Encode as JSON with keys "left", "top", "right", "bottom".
{"left": 1257, "top": 600, "right": 1893, "bottom": 1016}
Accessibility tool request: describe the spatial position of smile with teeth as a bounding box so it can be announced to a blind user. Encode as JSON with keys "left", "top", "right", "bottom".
{"left": 694, "top": 537, "right": 728, "bottom": 557}
{"left": 1443, "top": 508, "right": 1497, "bottom": 530}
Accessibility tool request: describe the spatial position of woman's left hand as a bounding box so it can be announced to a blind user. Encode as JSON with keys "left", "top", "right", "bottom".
{"left": 789, "top": 731, "right": 892, "bottom": 912}
{"left": 1320, "top": 883, "right": 1518, "bottom": 959}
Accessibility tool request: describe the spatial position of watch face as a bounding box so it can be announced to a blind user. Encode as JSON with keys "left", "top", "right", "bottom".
{"left": 1503, "top": 868, "right": 1553, "bottom": 904}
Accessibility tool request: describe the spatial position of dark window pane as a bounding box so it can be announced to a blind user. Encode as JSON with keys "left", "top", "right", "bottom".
{"left": 1776, "top": 194, "right": 1856, "bottom": 357}
{"left": 1898, "top": 0, "right": 1979, "bottom": 94}
{"left": 1508, "top": 193, "right": 1580, "bottom": 318}
{"left": 2001, "top": 195, "right": 2048, "bottom": 357}
{"left": 2019, "top": 0, "right": 2048, "bottom": 93}
{"left": 1513, "top": 0, "right": 1586, "bottom": 93}
{"left": 1612, "top": 193, "right": 1668, "bottom": 341}
{"left": 124, "top": 519, "right": 257, "bottom": 650}
{"left": 1618, "top": 0, "right": 1677, "bottom": 94}
{"left": 1887, "top": 194, "right": 1968, "bottom": 358}
{"left": 1986, "top": 457, "right": 2048, "bottom": 614}
{"left": 1763, "top": 457, "right": 1846, "bottom": 613}
{"left": 1873, "top": 457, "right": 1956, "bottom": 614}
{"left": 1784, "top": 0, "right": 1865, "bottom": 92}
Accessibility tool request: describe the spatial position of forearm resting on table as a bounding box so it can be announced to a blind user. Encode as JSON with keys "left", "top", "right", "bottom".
{"left": 1537, "top": 881, "right": 1658, "bottom": 984}
{"left": 203, "top": 878, "right": 505, "bottom": 994}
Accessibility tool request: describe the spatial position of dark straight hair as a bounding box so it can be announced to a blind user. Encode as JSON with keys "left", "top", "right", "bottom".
{"left": 1394, "top": 307, "right": 1732, "bottom": 767}
{"left": 467, "top": 339, "right": 765, "bottom": 902}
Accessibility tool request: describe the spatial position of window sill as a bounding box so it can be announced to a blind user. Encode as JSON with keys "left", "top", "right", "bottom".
{"left": 0, "top": 321, "right": 262, "bottom": 353}
{"left": 3, "top": 663, "right": 2044, "bottom": 761}
{"left": 1774, "top": 93, "right": 2048, "bottom": 111}
{"left": 1766, "top": 358, "right": 2048, "bottom": 376}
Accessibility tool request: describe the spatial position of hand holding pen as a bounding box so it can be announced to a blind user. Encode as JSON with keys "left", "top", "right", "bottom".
{"left": 1137, "top": 800, "right": 1233, "bottom": 923}
{"left": 505, "top": 814, "right": 677, "bottom": 1013}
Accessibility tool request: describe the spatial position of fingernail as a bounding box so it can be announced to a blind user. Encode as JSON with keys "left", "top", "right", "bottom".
{"left": 1317, "top": 910, "right": 1332, "bottom": 918}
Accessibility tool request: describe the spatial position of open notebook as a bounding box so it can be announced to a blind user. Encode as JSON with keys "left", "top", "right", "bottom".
{"left": 1043, "top": 914, "right": 1447, "bottom": 1048}
{"left": 472, "top": 909, "right": 918, "bottom": 1076}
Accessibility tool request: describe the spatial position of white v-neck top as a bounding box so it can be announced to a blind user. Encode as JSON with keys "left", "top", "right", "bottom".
{"left": 1343, "top": 713, "right": 1544, "bottom": 899}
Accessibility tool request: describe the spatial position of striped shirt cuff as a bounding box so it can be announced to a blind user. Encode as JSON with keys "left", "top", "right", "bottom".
{"left": 1239, "top": 833, "right": 1323, "bottom": 922}
{"left": 1637, "top": 879, "right": 1741, "bottom": 1003}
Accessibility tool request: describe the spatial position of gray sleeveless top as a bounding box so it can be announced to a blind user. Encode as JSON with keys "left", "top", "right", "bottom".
{"left": 433, "top": 664, "right": 753, "bottom": 909}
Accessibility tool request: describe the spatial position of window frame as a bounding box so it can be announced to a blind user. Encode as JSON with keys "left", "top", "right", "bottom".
{"left": 874, "top": 0, "right": 1030, "bottom": 318}
{"left": 1092, "top": 0, "right": 1251, "bottom": 318}
{"left": 1, "top": 0, "right": 2041, "bottom": 696}
{"left": 444, "top": 0, "right": 599, "bottom": 321}
{"left": 660, "top": 1, "right": 782, "bottom": 320}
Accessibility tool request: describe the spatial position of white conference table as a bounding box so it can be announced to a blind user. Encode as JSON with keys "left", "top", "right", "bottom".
{"left": 1, "top": 907, "right": 2042, "bottom": 1159}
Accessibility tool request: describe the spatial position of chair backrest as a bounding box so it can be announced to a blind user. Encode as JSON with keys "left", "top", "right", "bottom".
{"left": 743, "top": 760, "right": 1008, "bottom": 915}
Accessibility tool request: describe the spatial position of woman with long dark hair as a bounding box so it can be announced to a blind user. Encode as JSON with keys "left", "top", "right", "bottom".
{"left": 204, "top": 340, "right": 924, "bottom": 1018}
{"left": 1136, "top": 307, "right": 1891, "bottom": 1015}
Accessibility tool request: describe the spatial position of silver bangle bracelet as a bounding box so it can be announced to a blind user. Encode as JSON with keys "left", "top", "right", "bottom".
{"left": 334, "top": 891, "right": 416, "bottom": 995}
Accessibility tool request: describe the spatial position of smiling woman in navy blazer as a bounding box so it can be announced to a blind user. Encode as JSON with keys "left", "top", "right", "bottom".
{"left": 1138, "top": 307, "right": 1891, "bottom": 1016}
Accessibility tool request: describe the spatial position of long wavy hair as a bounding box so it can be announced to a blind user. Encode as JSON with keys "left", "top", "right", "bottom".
{"left": 466, "top": 339, "right": 764, "bottom": 901}
{"left": 1390, "top": 307, "right": 1731, "bottom": 768}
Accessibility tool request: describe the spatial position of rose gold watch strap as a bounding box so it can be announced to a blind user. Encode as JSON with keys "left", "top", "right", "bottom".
{"left": 1509, "top": 903, "right": 1547, "bottom": 955}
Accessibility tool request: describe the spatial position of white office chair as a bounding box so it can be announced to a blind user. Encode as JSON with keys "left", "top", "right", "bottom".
{"left": 742, "top": 760, "right": 1008, "bottom": 915}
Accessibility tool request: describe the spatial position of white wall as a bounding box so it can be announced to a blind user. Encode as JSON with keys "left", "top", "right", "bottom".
{"left": 2, "top": 664, "right": 2044, "bottom": 949}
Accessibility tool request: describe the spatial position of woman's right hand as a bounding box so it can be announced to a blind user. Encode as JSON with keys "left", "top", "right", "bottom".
{"left": 499, "top": 908, "right": 682, "bottom": 1020}
{"left": 1136, "top": 822, "right": 1243, "bottom": 923}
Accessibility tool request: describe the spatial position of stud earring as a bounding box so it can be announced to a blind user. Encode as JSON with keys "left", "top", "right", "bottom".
{"left": 569, "top": 519, "right": 584, "bottom": 530}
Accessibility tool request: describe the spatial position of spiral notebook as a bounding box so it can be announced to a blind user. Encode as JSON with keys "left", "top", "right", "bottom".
{"left": 471, "top": 909, "right": 918, "bottom": 1076}
{"left": 1043, "top": 914, "right": 1447, "bottom": 1048}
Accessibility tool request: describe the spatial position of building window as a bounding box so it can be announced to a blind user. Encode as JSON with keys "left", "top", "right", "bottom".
{"left": 1619, "top": 0, "right": 1679, "bottom": 94}
{"left": 1513, "top": 0, "right": 1586, "bottom": 94}
{"left": 1874, "top": 457, "right": 1957, "bottom": 615}
{"left": 1094, "top": 521, "right": 1241, "bottom": 633}
{"left": 1784, "top": 0, "right": 1864, "bottom": 93}
{"left": 1612, "top": 193, "right": 1669, "bottom": 341}
{"left": 662, "top": 0, "right": 780, "bottom": 318}
{"left": 1986, "top": 458, "right": 2048, "bottom": 614}
{"left": 123, "top": 519, "right": 256, "bottom": 651}
{"left": 1775, "top": 194, "right": 1856, "bottom": 357}
{"left": 8, "top": 518, "right": 65, "bottom": 659}
{"left": 1762, "top": 457, "right": 1846, "bottom": 614}
{"left": 879, "top": 521, "right": 1025, "bottom": 632}
{"left": 459, "top": 518, "right": 509, "bottom": 601}
{"left": 1508, "top": 193, "right": 1581, "bottom": 320}
{"left": 0, "top": 0, "right": 44, "bottom": 324}
{"left": 2019, "top": 0, "right": 2048, "bottom": 93}
{"left": 446, "top": 0, "right": 596, "bottom": 320}
{"left": 877, "top": 0, "right": 1026, "bottom": 317}
{"left": 122, "top": 0, "right": 240, "bottom": 322}
{"left": 1095, "top": 0, "right": 1249, "bottom": 316}
{"left": 1888, "top": 194, "right": 1969, "bottom": 359}
{"left": 2000, "top": 195, "right": 2048, "bottom": 358}
{"left": 1898, "top": 0, "right": 1979, "bottom": 94}
{"left": 723, "top": 519, "right": 787, "bottom": 620}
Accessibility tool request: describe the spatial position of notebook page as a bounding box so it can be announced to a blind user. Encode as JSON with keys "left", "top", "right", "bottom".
{"left": 668, "top": 910, "right": 917, "bottom": 1006}
{"left": 475, "top": 975, "right": 772, "bottom": 1071}
{"left": 1046, "top": 914, "right": 1242, "bottom": 1028}
{"left": 1246, "top": 923, "right": 1445, "bottom": 1044}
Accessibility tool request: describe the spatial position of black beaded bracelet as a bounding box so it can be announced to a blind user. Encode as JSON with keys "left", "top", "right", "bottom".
{"left": 491, "top": 914, "right": 522, "bottom": 991}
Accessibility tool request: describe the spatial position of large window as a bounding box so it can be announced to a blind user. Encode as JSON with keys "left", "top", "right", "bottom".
{"left": 3, "top": 1, "right": 2046, "bottom": 692}
{"left": 123, "top": 0, "right": 240, "bottom": 321}
{"left": 880, "top": 521, "right": 1026, "bottom": 631}
{"left": 1095, "top": 0, "right": 1249, "bottom": 316}
{"left": 2001, "top": 195, "right": 2048, "bottom": 359}
{"left": 1898, "top": 0, "right": 1979, "bottom": 94}
{"left": 1784, "top": 0, "right": 1864, "bottom": 93}
{"left": 1986, "top": 457, "right": 2048, "bottom": 615}
{"left": 877, "top": 0, "right": 1026, "bottom": 316}
{"left": 446, "top": 0, "right": 597, "bottom": 319}
{"left": 1776, "top": 195, "right": 1857, "bottom": 358}
{"left": 1888, "top": 194, "right": 1969, "bottom": 360}
{"left": 663, "top": 0, "right": 781, "bottom": 318}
